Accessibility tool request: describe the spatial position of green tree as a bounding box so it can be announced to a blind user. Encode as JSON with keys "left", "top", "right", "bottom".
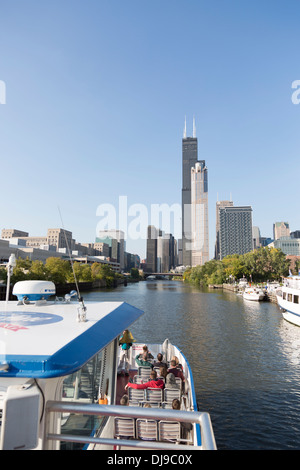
{"left": 45, "top": 257, "right": 72, "bottom": 284}
{"left": 10, "top": 258, "right": 32, "bottom": 284}
{"left": 130, "top": 267, "right": 139, "bottom": 279}
{"left": 68, "top": 262, "right": 92, "bottom": 282}
{"left": 184, "top": 246, "right": 290, "bottom": 286}
{"left": 91, "top": 262, "right": 116, "bottom": 287}
{"left": 28, "top": 260, "right": 48, "bottom": 280}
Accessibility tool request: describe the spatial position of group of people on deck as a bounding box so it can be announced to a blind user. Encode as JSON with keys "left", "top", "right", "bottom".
{"left": 118, "top": 331, "right": 185, "bottom": 393}
{"left": 118, "top": 331, "right": 192, "bottom": 440}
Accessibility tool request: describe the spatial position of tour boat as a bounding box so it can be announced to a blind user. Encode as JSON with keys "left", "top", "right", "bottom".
{"left": 277, "top": 275, "right": 300, "bottom": 327}
{"left": 243, "top": 287, "right": 265, "bottom": 301}
{"left": 0, "top": 255, "right": 216, "bottom": 450}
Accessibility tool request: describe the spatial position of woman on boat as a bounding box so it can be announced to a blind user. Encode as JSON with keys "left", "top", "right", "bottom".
{"left": 118, "top": 329, "right": 134, "bottom": 376}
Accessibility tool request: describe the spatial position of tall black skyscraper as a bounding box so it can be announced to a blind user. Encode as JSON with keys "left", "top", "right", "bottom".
{"left": 182, "top": 117, "right": 198, "bottom": 266}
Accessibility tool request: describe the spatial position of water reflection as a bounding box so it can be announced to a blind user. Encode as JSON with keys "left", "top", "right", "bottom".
{"left": 84, "top": 280, "right": 300, "bottom": 450}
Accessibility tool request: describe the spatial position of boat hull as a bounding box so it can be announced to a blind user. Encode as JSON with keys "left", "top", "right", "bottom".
{"left": 243, "top": 294, "right": 264, "bottom": 301}
{"left": 243, "top": 289, "right": 265, "bottom": 301}
{"left": 277, "top": 295, "right": 300, "bottom": 327}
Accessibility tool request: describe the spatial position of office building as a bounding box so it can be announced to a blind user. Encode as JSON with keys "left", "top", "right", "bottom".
{"left": 219, "top": 205, "right": 253, "bottom": 259}
{"left": 177, "top": 239, "right": 183, "bottom": 265}
{"left": 146, "top": 226, "right": 177, "bottom": 272}
{"left": 252, "top": 226, "right": 261, "bottom": 249}
{"left": 47, "top": 229, "right": 74, "bottom": 250}
{"left": 93, "top": 242, "right": 110, "bottom": 257}
{"left": 273, "top": 222, "right": 290, "bottom": 240}
{"left": 191, "top": 161, "right": 209, "bottom": 266}
{"left": 268, "top": 237, "right": 300, "bottom": 256}
{"left": 181, "top": 117, "right": 198, "bottom": 266}
{"left": 157, "top": 232, "right": 173, "bottom": 273}
{"left": 214, "top": 200, "right": 234, "bottom": 260}
{"left": 291, "top": 230, "right": 300, "bottom": 239}
{"left": 146, "top": 225, "right": 158, "bottom": 272}
{"left": 1, "top": 229, "right": 29, "bottom": 239}
{"left": 97, "top": 230, "right": 125, "bottom": 270}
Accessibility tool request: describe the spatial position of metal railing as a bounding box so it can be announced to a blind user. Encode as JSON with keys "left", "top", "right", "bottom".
{"left": 45, "top": 401, "right": 217, "bottom": 450}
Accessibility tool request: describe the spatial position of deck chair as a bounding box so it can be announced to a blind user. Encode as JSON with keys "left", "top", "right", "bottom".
{"left": 161, "top": 401, "right": 172, "bottom": 409}
{"left": 138, "top": 367, "right": 152, "bottom": 379}
{"left": 133, "top": 375, "right": 144, "bottom": 384}
{"left": 158, "top": 420, "right": 181, "bottom": 443}
{"left": 141, "top": 401, "right": 161, "bottom": 408}
{"left": 175, "top": 377, "right": 182, "bottom": 390}
{"left": 163, "top": 387, "right": 181, "bottom": 404}
{"left": 144, "top": 387, "right": 163, "bottom": 404}
{"left": 136, "top": 418, "right": 158, "bottom": 441}
{"left": 114, "top": 417, "right": 135, "bottom": 439}
{"left": 128, "top": 387, "right": 145, "bottom": 406}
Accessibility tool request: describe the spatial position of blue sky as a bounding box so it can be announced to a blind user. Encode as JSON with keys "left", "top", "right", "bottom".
{"left": 0, "top": 0, "right": 299, "bottom": 259}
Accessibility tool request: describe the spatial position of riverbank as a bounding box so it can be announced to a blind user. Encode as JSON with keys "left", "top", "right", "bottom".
{"left": 206, "top": 282, "right": 279, "bottom": 303}
{"left": 0, "top": 277, "right": 139, "bottom": 300}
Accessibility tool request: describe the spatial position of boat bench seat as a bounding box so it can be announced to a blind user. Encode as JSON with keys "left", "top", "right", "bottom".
{"left": 114, "top": 417, "right": 188, "bottom": 444}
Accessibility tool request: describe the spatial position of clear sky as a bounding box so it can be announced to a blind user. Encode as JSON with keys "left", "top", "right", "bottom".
{"left": 0, "top": 0, "right": 299, "bottom": 259}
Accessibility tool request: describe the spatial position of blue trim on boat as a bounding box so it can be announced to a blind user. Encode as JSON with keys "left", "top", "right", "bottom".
{"left": 0, "top": 302, "right": 143, "bottom": 378}
{"left": 284, "top": 308, "right": 300, "bottom": 318}
{"left": 177, "top": 347, "right": 202, "bottom": 447}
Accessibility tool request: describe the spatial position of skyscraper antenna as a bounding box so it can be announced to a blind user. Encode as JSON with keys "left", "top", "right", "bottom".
{"left": 193, "top": 115, "right": 196, "bottom": 138}
{"left": 183, "top": 116, "right": 187, "bottom": 138}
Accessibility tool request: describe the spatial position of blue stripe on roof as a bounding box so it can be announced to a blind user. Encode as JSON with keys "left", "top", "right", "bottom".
{"left": 0, "top": 302, "right": 143, "bottom": 378}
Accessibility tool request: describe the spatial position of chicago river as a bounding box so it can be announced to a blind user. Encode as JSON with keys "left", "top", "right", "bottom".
{"left": 84, "top": 280, "right": 300, "bottom": 450}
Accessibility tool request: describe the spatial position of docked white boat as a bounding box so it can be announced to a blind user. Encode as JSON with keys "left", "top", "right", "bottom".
{"left": 277, "top": 275, "right": 300, "bottom": 327}
{"left": 237, "top": 277, "right": 248, "bottom": 295}
{"left": 0, "top": 256, "right": 216, "bottom": 450}
{"left": 266, "top": 281, "right": 281, "bottom": 294}
{"left": 243, "top": 287, "right": 265, "bottom": 301}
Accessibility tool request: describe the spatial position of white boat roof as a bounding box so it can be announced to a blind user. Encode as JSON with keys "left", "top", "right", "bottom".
{"left": 0, "top": 300, "right": 143, "bottom": 379}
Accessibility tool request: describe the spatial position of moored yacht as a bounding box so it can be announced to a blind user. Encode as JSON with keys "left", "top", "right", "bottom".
{"left": 277, "top": 275, "right": 300, "bottom": 326}
{"left": 243, "top": 286, "right": 265, "bottom": 301}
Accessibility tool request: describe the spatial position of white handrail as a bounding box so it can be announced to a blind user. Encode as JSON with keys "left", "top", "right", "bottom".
{"left": 46, "top": 401, "right": 217, "bottom": 450}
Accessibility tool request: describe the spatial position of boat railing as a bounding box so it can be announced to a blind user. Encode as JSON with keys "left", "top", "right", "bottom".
{"left": 45, "top": 400, "right": 217, "bottom": 450}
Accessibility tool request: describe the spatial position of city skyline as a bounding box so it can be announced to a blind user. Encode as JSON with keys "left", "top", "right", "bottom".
{"left": 0, "top": 2, "right": 299, "bottom": 259}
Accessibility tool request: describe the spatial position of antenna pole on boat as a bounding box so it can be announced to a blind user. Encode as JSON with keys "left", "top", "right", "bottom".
{"left": 58, "top": 207, "right": 87, "bottom": 321}
{"left": 5, "top": 254, "right": 16, "bottom": 303}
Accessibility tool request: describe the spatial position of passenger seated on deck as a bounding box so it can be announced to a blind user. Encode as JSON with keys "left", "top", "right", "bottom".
{"left": 158, "top": 366, "right": 168, "bottom": 381}
{"left": 172, "top": 399, "right": 192, "bottom": 439}
{"left": 171, "top": 355, "right": 183, "bottom": 370}
{"left": 120, "top": 394, "right": 129, "bottom": 406}
{"left": 165, "top": 372, "right": 180, "bottom": 389}
{"left": 168, "top": 360, "right": 185, "bottom": 391}
{"left": 153, "top": 353, "right": 168, "bottom": 369}
{"left": 138, "top": 345, "right": 154, "bottom": 361}
{"left": 125, "top": 370, "right": 164, "bottom": 391}
{"left": 135, "top": 351, "right": 154, "bottom": 369}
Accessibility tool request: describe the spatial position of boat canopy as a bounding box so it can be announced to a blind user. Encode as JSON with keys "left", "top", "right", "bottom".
{"left": 0, "top": 300, "right": 143, "bottom": 379}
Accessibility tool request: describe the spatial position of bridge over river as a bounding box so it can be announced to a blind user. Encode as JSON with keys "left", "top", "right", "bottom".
{"left": 143, "top": 272, "right": 183, "bottom": 278}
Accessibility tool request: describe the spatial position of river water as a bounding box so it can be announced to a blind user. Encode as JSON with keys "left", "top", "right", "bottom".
{"left": 84, "top": 280, "right": 300, "bottom": 450}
